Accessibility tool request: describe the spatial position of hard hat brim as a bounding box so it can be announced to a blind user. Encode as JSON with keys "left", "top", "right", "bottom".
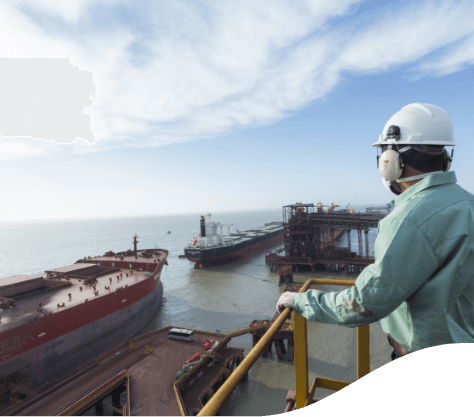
{"left": 372, "top": 139, "right": 455, "bottom": 147}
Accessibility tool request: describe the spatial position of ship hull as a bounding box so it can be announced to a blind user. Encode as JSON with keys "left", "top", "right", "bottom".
{"left": 0, "top": 253, "right": 166, "bottom": 386}
{"left": 43, "top": 280, "right": 161, "bottom": 384}
{"left": 185, "top": 229, "right": 283, "bottom": 266}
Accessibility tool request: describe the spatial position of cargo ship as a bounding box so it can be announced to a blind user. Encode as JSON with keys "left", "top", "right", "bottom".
{"left": 0, "top": 235, "right": 168, "bottom": 385}
{"left": 184, "top": 213, "right": 283, "bottom": 267}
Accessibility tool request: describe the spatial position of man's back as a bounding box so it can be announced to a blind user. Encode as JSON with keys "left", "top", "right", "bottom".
{"left": 379, "top": 171, "right": 474, "bottom": 351}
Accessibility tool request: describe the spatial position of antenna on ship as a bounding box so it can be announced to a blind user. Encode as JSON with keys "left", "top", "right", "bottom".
{"left": 133, "top": 234, "right": 139, "bottom": 259}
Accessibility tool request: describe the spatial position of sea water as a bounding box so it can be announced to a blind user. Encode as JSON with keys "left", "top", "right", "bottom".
{"left": 0, "top": 209, "right": 390, "bottom": 415}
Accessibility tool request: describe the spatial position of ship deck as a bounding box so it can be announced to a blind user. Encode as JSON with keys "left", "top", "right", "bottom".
{"left": 8, "top": 327, "right": 242, "bottom": 416}
{"left": 187, "top": 224, "right": 283, "bottom": 250}
{"left": 0, "top": 251, "right": 167, "bottom": 334}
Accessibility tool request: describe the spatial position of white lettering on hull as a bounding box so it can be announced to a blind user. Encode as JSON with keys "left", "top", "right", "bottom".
{"left": 0, "top": 329, "right": 36, "bottom": 358}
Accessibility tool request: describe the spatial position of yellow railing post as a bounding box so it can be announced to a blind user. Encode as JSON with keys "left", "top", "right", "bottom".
{"left": 293, "top": 311, "right": 308, "bottom": 409}
{"left": 357, "top": 324, "right": 370, "bottom": 379}
{"left": 292, "top": 278, "right": 371, "bottom": 408}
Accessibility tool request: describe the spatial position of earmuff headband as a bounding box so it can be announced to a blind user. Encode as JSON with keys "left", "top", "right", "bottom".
{"left": 395, "top": 171, "right": 443, "bottom": 183}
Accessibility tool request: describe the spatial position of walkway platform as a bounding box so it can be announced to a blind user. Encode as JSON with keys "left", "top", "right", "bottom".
{"left": 3, "top": 326, "right": 251, "bottom": 416}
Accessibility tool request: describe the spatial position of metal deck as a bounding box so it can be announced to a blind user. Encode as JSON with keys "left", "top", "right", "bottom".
{"left": 5, "top": 327, "right": 244, "bottom": 416}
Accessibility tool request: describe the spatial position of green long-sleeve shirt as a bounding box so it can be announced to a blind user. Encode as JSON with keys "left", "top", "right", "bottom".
{"left": 294, "top": 171, "right": 474, "bottom": 352}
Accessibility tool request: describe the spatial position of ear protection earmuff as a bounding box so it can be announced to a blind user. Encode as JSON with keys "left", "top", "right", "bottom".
{"left": 377, "top": 146, "right": 453, "bottom": 182}
{"left": 443, "top": 148, "right": 453, "bottom": 172}
{"left": 377, "top": 145, "right": 405, "bottom": 182}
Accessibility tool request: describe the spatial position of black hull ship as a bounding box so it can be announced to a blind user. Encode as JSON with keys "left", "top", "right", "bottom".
{"left": 184, "top": 214, "right": 283, "bottom": 267}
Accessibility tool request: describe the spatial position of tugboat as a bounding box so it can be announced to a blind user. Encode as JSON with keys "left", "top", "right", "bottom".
{"left": 184, "top": 214, "right": 283, "bottom": 267}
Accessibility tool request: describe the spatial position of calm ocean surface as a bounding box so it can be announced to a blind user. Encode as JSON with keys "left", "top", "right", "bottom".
{"left": 0, "top": 209, "right": 387, "bottom": 415}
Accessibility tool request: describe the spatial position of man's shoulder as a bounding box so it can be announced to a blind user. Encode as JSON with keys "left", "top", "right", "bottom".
{"left": 403, "top": 182, "right": 474, "bottom": 227}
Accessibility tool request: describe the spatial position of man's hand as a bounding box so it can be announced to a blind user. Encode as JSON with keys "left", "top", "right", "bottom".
{"left": 276, "top": 292, "right": 298, "bottom": 314}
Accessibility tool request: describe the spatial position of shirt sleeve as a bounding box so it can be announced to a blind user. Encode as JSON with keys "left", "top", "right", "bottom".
{"left": 293, "top": 217, "right": 439, "bottom": 327}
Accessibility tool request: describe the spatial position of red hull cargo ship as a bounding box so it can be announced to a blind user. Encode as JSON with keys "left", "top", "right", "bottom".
{"left": 184, "top": 213, "right": 283, "bottom": 267}
{"left": 0, "top": 236, "right": 168, "bottom": 385}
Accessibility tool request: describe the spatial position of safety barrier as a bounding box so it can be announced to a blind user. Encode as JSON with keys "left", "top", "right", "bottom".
{"left": 198, "top": 277, "right": 370, "bottom": 415}
{"left": 125, "top": 371, "right": 131, "bottom": 416}
{"left": 173, "top": 382, "right": 187, "bottom": 416}
{"left": 197, "top": 354, "right": 234, "bottom": 408}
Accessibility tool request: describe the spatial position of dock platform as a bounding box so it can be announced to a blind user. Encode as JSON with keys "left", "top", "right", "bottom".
{"left": 3, "top": 326, "right": 252, "bottom": 416}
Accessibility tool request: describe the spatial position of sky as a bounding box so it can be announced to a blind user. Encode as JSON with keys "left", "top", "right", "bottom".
{"left": 1, "top": 0, "right": 474, "bottom": 222}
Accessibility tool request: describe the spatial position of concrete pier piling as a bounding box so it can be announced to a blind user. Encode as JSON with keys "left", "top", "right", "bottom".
{"left": 250, "top": 314, "right": 294, "bottom": 361}
{"left": 94, "top": 400, "right": 103, "bottom": 415}
{"left": 285, "top": 339, "right": 294, "bottom": 361}
{"left": 274, "top": 340, "right": 287, "bottom": 360}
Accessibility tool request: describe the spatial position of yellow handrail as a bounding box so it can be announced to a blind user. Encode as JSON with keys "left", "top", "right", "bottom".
{"left": 198, "top": 306, "right": 293, "bottom": 416}
{"left": 198, "top": 278, "right": 370, "bottom": 415}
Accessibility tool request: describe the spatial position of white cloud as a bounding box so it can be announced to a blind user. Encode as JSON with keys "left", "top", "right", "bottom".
{"left": 1, "top": 0, "right": 474, "bottom": 160}
{"left": 0, "top": 137, "right": 51, "bottom": 160}
{"left": 337, "top": 1, "right": 474, "bottom": 73}
{"left": 17, "top": 0, "right": 94, "bottom": 23}
{"left": 414, "top": 34, "right": 474, "bottom": 76}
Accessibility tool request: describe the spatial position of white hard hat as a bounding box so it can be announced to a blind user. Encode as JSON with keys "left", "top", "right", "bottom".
{"left": 372, "top": 103, "right": 455, "bottom": 147}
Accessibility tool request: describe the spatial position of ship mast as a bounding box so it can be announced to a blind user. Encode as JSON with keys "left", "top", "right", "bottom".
{"left": 133, "top": 234, "right": 138, "bottom": 259}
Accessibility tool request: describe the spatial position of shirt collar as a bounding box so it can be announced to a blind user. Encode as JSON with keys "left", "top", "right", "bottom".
{"left": 392, "top": 171, "right": 457, "bottom": 207}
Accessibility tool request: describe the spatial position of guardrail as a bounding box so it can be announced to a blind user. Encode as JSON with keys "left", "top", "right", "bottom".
{"left": 198, "top": 278, "right": 370, "bottom": 415}
{"left": 197, "top": 354, "right": 236, "bottom": 408}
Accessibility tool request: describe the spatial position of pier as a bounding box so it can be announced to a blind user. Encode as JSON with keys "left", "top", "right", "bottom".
{"left": 1, "top": 324, "right": 270, "bottom": 416}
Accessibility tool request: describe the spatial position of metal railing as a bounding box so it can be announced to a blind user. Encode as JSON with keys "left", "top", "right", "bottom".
{"left": 198, "top": 278, "right": 370, "bottom": 415}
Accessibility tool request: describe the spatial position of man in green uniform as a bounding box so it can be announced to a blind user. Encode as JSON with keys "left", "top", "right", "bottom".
{"left": 277, "top": 103, "right": 474, "bottom": 360}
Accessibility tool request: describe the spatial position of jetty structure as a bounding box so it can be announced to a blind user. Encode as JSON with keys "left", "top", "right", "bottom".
{"left": 265, "top": 203, "right": 387, "bottom": 283}
{"left": 1, "top": 324, "right": 270, "bottom": 416}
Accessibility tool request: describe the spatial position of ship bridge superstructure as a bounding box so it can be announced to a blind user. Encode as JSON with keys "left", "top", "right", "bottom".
{"left": 189, "top": 213, "right": 233, "bottom": 248}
